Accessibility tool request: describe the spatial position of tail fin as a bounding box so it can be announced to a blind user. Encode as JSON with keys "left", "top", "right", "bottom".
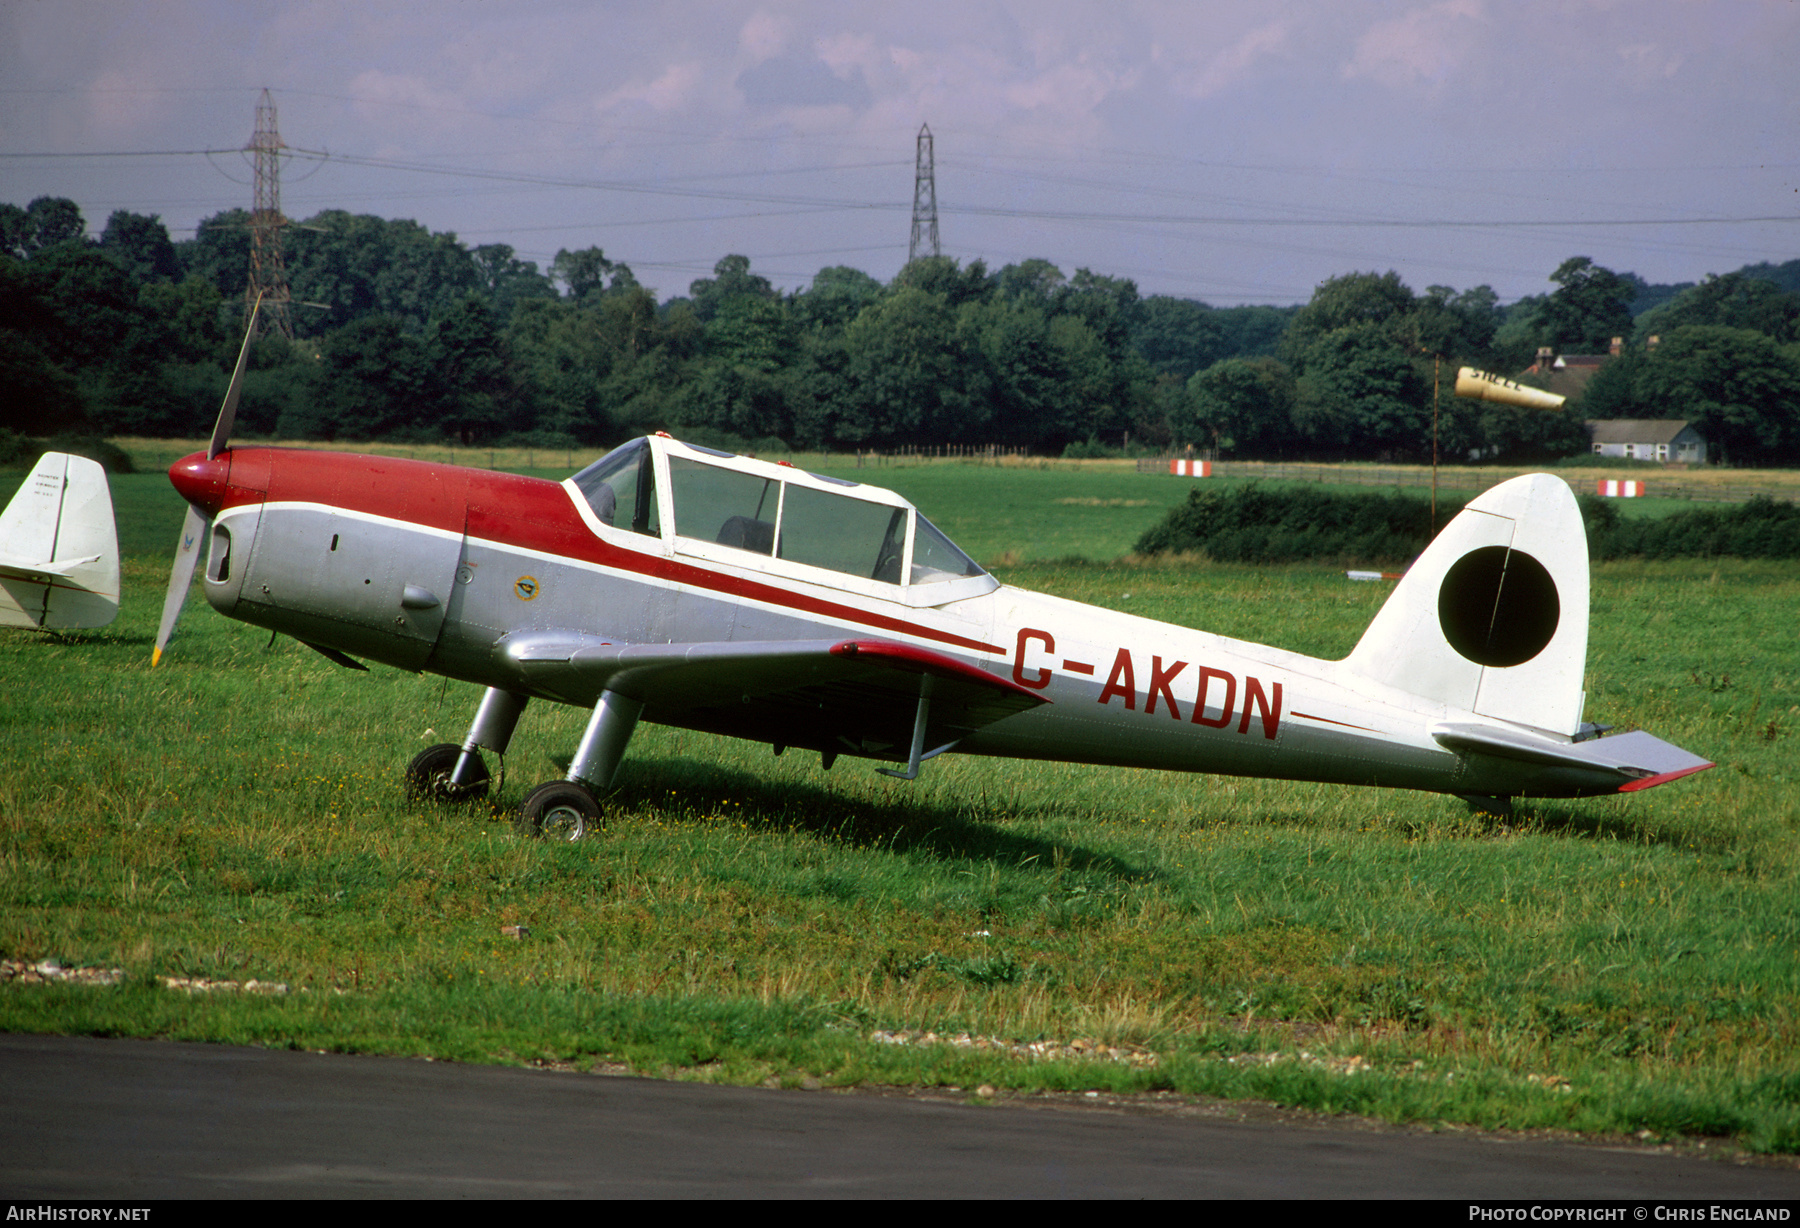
{"left": 1343, "top": 473, "right": 1588, "bottom": 736}
{"left": 0, "top": 452, "right": 121, "bottom": 629}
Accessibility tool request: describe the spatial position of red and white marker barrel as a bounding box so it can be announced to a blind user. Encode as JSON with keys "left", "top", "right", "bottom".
{"left": 1170, "top": 459, "right": 1212, "bottom": 477}
{"left": 1596, "top": 479, "right": 1645, "bottom": 497}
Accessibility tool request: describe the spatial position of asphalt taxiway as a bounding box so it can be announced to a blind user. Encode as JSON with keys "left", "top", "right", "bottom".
{"left": 3, "top": 1034, "right": 1797, "bottom": 1199}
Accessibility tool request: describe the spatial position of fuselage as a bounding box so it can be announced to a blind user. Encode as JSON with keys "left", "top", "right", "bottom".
{"left": 169, "top": 443, "right": 1643, "bottom": 800}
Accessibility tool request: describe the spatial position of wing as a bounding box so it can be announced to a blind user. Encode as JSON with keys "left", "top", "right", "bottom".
{"left": 499, "top": 633, "right": 1047, "bottom": 763}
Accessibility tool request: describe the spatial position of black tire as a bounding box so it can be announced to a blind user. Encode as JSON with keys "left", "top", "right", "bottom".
{"left": 515, "top": 780, "right": 600, "bottom": 841}
{"left": 405, "top": 743, "right": 490, "bottom": 804}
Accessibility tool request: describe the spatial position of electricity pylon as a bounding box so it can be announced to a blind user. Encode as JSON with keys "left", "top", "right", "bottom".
{"left": 908, "top": 123, "right": 939, "bottom": 264}
{"left": 247, "top": 89, "right": 293, "bottom": 338}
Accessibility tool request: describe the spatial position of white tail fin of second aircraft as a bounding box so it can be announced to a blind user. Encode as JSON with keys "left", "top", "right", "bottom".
{"left": 0, "top": 452, "right": 121, "bottom": 629}
{"left": 1343, "top": 473, "right": 1589, "bottom": 737}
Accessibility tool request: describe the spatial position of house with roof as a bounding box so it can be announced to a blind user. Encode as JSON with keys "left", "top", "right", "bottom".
{"left": 1523, "top": 338, "right": 1624, "bottom": 402}
{"left": 1585, "top": 419, "right": 1708, "bottom": 464}
{"left": 1520, "top": 335, "right": 1710, "bottom": 465}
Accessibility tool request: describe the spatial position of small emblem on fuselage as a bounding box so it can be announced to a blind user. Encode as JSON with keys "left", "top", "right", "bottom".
{"left": 515, "top": 575, "right": 539, "bottom": 601}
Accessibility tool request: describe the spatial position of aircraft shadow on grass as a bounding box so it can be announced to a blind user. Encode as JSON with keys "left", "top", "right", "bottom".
{"left": 560, "top": 755, "right": 1161, "bottom": 886}
{"left": 1514, "top": 800, "right": 1743, "bottom": 853}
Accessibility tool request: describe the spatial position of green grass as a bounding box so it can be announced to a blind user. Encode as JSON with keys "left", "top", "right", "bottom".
{"left": 804, "top": 460, "right": 1187, "bottom": 563}
{"left": 3, "top": 450, "right": 1799, "bottom": 1151}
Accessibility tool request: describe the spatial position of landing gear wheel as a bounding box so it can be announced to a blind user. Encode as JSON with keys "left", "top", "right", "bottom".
{"left": 516, "top": 780, "right": 600, "bottom": 841}
{"left": 405, "top": 743, "right": 490, "bottom": 804}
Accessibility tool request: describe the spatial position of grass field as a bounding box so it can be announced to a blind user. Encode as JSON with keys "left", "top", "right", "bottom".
{"left": 3, "top": 445, "right": 1799, "bottom": 1152}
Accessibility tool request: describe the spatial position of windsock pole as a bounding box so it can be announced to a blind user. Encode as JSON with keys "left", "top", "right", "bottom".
{"left": 1432, "top": 356, "right": 1440, "bottom": 533}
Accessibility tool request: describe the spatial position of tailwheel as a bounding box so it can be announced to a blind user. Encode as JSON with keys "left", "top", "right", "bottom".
{"left": 516, "top": 780, "right": 600, "bottom": 841}
{"left": 405, "top": 743, "right": 490, "bottom": 804}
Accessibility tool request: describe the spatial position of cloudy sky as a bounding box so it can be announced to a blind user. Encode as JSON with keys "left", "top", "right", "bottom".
{"left": 3, "top": 1, "right": 1797, "bottom": 306}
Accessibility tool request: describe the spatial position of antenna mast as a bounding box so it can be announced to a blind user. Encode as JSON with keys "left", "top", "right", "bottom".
{"left": 247, "top": 88, "right": 293, "bottom": 338}
{"left": 908, "top": 123, "right": 939, "bottom": 263}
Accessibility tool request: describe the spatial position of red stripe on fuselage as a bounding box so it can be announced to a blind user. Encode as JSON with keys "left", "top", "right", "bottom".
{"left": 205, "top": 448, "right": 1005, "bottom": 657}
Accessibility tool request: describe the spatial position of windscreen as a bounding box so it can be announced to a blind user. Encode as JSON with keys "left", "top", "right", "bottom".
{"left": 571, "top": 439, "right": 659, "bottom": 537}
{"left": 911, "top": 515, "right": 985, "bottom": 585}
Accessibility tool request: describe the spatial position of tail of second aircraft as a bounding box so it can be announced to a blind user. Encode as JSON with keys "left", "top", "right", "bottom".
{"left": 1343, "top": 473, "right": 1588, "bottom": 736}
{"left": 0, "top": 452, "right": 121, "bottom": 629}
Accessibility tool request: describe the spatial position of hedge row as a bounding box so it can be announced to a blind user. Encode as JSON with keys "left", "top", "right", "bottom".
{"left": 1134, "top": 484, "right": 1800, "bottom": 563}
{"left": 1584, "top": 494, "right": 1800, "bottom": 561}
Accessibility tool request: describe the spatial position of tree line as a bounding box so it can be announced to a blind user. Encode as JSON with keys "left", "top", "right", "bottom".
{"left": 4, "top": 194, "right": 1798, "bottom": 464}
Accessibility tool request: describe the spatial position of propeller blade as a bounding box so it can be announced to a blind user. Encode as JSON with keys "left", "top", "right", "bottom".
{"left": 208, "top": 293, "right": 262, "bottom": 460}
{"left": 156, "top": 295, "right": 259, "bottom": 665}
{"left": 152, "top": 504, "right": 209, "bottom": 667}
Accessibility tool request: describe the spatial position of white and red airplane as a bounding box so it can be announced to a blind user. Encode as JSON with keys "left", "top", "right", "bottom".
{"left": 153, "top": 332, "right": 1711, "bottom": 839}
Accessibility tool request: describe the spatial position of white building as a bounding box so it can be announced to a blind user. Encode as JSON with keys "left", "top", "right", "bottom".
{"left": 1585, "top": 419, "right": 1708, "bottom": 464}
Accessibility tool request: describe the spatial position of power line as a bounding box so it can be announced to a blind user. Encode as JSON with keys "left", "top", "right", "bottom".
{"left": 946, "top": 204, "right": 1800, "bottom": 228}
{"left": 8, "top": 146, "right": 1792, "bottom": 231}
{"left": 0, "top": 148, "right": 239, "bottom": 158}
{"left": 283, "top": 149, "right": 1800, "bottom": 231}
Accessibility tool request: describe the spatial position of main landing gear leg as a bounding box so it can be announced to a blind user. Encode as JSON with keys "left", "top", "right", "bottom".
{"left": 516, "top": 689, "right": 642, "bottom": 841}
{"left": 405, "top": 687, "right": 529, "bottom": 804}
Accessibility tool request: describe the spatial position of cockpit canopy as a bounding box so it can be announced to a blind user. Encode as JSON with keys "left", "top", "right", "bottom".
{"left": 569, "top": 436, "right": 995, "bottom": 606}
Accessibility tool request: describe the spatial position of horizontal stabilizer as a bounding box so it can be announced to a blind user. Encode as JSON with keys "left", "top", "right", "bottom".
{"left": 1431, "top": 721, "right": 1712, "bottom": 791}
{"left": 0, "top": 554, "right": 104, "bottom": 581}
